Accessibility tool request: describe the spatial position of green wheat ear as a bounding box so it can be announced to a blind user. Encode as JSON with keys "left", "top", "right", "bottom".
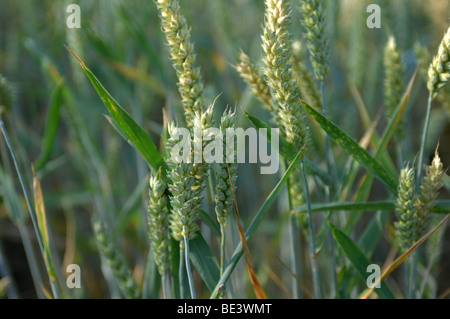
{"left": 154, "top": 0, "right": 206, "bottom": 129}
{"left": 236, "top": 50, "right": 273, "bottom": 113}
{"left": 165, "top": 122, "right": 200, "bottom": 244}
{"left": 394, "top": 164, "right": 417, "bottom": 252}
{"left": 427, "top": 27, "right": 450, "bottom": 99}
{"left": 414, "top": 148, "right": 445, "bottom": 238}
{"left": 147, "top": 168, "right": 171, "bottom": 277}
{"left": 215, "top": 109, "right": 238, "bottom": 230}
{"left": 384, "top": 35, "right": 406, "bottom": 141}
{"left": 299, "top": 0, "right": 329, "bottom": 82}
{"left": 92, "top": 217, "right": 141, "bottom": 299}
{"left": 394, "top": 149, "right": 445, "bottom": 252}
{"left": 261, "top": 0, "right": 310, "bottom": 151}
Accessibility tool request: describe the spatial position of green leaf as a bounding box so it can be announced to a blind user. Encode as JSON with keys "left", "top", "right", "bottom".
{"left": 358, "top": 211, "right": 389, "bottom": 258}
{"left": 328, "top": 222, "right": 395, "bottom": 299}
{"left": 296, "top": 200, "right": 449, "bottom": 216}
{"left": 142, "top": 249, "right": 161, "bottom": 299}
{"left": 189, "top": 233, "right": 220, "bottom": 292}
{"left": 243, "top": 109, "right": 332, "bottom": 186}
{"left": 210, "top": 146, "right": 304, "bottom": 298}
{"left": 35, "top": 81, "right": 64, "bottom": 171}
{"left": 296, "top": 200, "right": 395, "bottom": 213}
{"left": 66, "top": 47, "right": 169, "bottom": 183}
{"left": 199, "top": 209, "right": 221, "bottom": 236}
{"left": 300, "top": 100, "right": 398, "bottom": 194}
{"left": 377, "top": 68, "right": 418, "bottom": 156}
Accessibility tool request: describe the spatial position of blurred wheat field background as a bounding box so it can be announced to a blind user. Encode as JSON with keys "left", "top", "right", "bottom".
{"left": 0, "top": 0, "right": 449, "bottom": 299}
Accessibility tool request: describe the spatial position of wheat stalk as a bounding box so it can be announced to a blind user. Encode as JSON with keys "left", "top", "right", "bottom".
{"left": 384, "top": 35, "right": 406, "bottom": 142}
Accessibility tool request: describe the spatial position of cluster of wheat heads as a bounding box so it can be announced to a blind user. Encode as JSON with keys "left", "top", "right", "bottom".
{"left": 0, "top": 0, "right": 449, "bottom": 300}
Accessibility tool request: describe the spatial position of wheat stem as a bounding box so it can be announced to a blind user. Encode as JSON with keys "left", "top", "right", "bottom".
{"left": 183, "top": 230, "right": 196, "bottom": 299}
{"left": 286, "top": 170, "right": 300, "bottom": 299}
{"left": 416, "top": 93, "right": 433, "bottom": 191}
{"left": 179, "top": 245, "right": 185, "bottom": 299}
{"left": 301, "top": 158, "right": 321, "bottom": 298}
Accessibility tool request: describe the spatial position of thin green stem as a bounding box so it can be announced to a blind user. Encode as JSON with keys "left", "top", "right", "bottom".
{"left": 409, "top": 252, "right": 418, "bottom": 299}
{"left": 320, "top": 81, "right": 336, "bottom": 298}
{"left": 0, "top": 116, "right": 62, "bottom": 299}
{"left": 301, "top": 158, "right": 321, "bottom": 299}
{"left": 416, "top": 94, "right": 433, "bottom": 190}
{"left": 220, "top": 226, "right": 226, "bottom": 278}
{"left": 404, "top": 259, "right": 409, "bottom": 298}
{"left": 320, "top": 81, "right": 336, "bottom": 181}
{"left": 183, "top": 231, "right": 196, "bottom": 299}
{"left": 179, "top": 246, "right": 185, "bottom": 299}
{"left": 286, "top": 172, "right": 300, "bottom": 299}
{"left": 161, "top": 274, "right": 168, "bottom": 299}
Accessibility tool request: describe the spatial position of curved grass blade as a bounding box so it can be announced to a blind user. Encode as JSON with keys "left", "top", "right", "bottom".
{"left": 328, "top": 222, "right": 395, "bottom": 299}
{"left": 66, "top": 46, "right": 169, "bottom": 182}
{"left": 243, "top": 109, "right": 332, "bottom": 186}
{"left": 300, "top": 99, "right": 398, "bottom": 194}
{"left": 296, "top": 200, "right": 395, "bottom": 213}
{"left": 32, "top": 166, "right": 62, "bottom": 299}
{"left": 189, "top": 233, "right": 220, "bottom": 293}
{"left": 210, "top": 147, "right": 304, "bottom": 298}
{"left": 296, "top": 200, "right": 449, "bottom": 215}
{"left": 34, "top": 80, "right": 64, "bottom": 171}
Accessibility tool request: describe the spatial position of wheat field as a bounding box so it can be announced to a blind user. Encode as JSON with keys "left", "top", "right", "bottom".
{"left": 0, "top": 0, "right": 449, "bottom": 300}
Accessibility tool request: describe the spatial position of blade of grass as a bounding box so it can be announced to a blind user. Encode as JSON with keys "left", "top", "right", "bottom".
{"left": 66, "top": 46, "right": 169, "bottom": 182}
{"left": 328, "top": 222, "right": 395, "bottom": 299}
{"left": 32, "top": 166, "right": 62, "bottom": 299}
{"left": 34, "top": 80, "right": 64, "bottom": 171}
{"left": 210, "top": 147, "right": 304, "bottom": 298}
{"left": 300, "top": 99, "right": 398, "bottom": 194}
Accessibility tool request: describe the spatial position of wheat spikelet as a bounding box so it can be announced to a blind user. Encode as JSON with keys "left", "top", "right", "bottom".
{"left": 261, "top": 0, "right": 309, "bottom": 150}
{"left": 147, "top": 169, "right": 171, "bottom": 277}
{"left": 384, "top": 35, "right": 406, "bottom": 141}
{"left": 155, "top": 0, "right": 205, "bottom": 128}
{"left": 165, "top": 123, "right": 200, "bottom": 245}
{"left": 215, "top": 109, "right": 238, "bottom": 230}
{"left": 236, "top": 50, "right": 273, "bottom": 113}
{"left": 291, "top": 41, "right": 321, "bottom": 110}
{"left": 414, "top": 149, "right": 445, "bottom": 239}
{"left": 427, "top": 27, "right": 450, "bottom": 99}
{"left": 394, "top": 150, "right": 445, "bottom": 252}
{"left": 299, "top": 0, "right": 329, "bottom": 82}
{"left": 415, "top": 42, "right": 450, "bottom": 113}
{"left": 394, "top": 165, "right": 417, "bottom": 252}
{"left": 92, "top": 217, "right": 141, "bottom": 299}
